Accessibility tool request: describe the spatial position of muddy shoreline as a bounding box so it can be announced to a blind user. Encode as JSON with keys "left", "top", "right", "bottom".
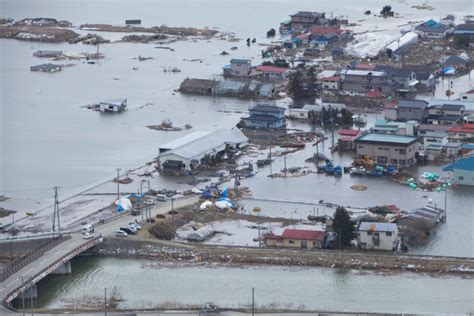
{"left": 89, "top": 237, "right": 474, "bottom": 277}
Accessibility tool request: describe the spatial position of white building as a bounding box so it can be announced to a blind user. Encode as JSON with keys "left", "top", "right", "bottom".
{"left": 459, "top": 89, "right": 474, "bottom": 102}
{"left": 158, "top": 128, "right": 248, "bottom": 174}
{"left": 358, "top": 222, "right": 398, "bottom": 251}
{"left": 99, "top": 98, "right": 127, "bottom": 113}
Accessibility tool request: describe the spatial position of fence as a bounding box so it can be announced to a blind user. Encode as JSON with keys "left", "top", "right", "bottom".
{"left": 0, "top": 234, "right": 71, "bottom": 282}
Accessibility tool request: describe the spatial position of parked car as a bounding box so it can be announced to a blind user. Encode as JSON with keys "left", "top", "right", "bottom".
{"left": 119, "top": 227, "right": 134, "bottom": 235}
{"left": 115, "top": 230, "right": 128, "bottom": 237}
{"left": 126, "top": 225, "right": 137, "bottom": 233}
{"left": 81, "top": 224, "right": 94, "bottom": 234}
{"left": 129, "top": 222, "right": 142, "bottom": 230}
{"left": 156, "top": 194, "right": 167, "bottom": 202}
{"left": 82, "top": 232, "right": 94, "bottom": 240}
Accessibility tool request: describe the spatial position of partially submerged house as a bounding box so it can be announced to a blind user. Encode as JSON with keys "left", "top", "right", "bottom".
{"left": 447, "top": 124, "right": 474, "bottom": 143}
{"left": 158, "top": 128, "right": 249, "bottom": 174}
{"left": 443, "top": 156, "right": 474, "bottom": 186}
{"left": 340, "top": 70, "right": 393, "bottom": 94}
{"left": 289, "top": 11, "right": 327, "bottom": 31}
{"left": 373, "top": 65, "right": 418, "bottom": 92}
{"left": 338, "top": 129, "right": 361, "bottom": 150}
{"left": 241, "top": 104, "right": 286, "bottom": 129}
{"left": 355, "top": 133, "right": 421, "bottom": 166}
{"left": 453, "top": 24, "right": 474, "bottom": 47}
{"left": 358, "top": 222, "right": 398, "bottom": 251}
{"left": 33, "top": 50, "right": 63, "bottom": 58}
{"left": 30, "top": 63, "right": 62, "bottom": 73}
{"left": 255, "top": 65, "right": 290, "bottom": 79}
{"left": 415, "top": 19, "right": 449, "bottom": 39}
{"left": 426, "top": 103, "right": 465, "bottom": 125}
{"left": 99, "top": 98, "right": 127, "bottom": 113}
{"left": 396, "top": 100, "right": 428, "bottom": 122}
{"left": 264, "top": 228, "right": 326, "bottom": 249}
{"left": 403, "top": 64, "right": 436, "bottom": 92}
{"left": 180, "top": 78, "right": 217, "bottom": 95}
{"left": 371, "top": 119, "right": 417, "bottom": 136}
{"left": 460, "top": 89, "right": 474, "bottom": 101}
{"left": 225, "top": 59, "right": 252, "bottom": 77}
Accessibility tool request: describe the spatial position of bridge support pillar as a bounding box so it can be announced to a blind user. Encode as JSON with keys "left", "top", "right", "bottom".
{"left": 51, "top": 260, "right": 72, "bottom": 274}
{"left": 19, "top": 285, "right": 38, "bottom": 299}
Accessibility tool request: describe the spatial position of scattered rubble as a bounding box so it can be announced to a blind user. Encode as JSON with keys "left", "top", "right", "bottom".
{"left": 147, "top": 120, "right": 192, "bottom": 132}
{"left": 79, "top": 23, "right": 218, "bottom": 37}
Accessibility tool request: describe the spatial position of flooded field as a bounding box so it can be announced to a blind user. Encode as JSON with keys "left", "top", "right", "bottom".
{"left": 35, "top": 256, "right": 474, "bottom": 313}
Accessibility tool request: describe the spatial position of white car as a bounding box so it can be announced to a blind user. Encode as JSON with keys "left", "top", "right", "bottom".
{"left": 82, "top": 232, "right": 94, "bottom": 240}
{"left": 81, "top": 224, "right": 94, "bottom": 234}
{"left": 115, "top": 230, "right": 128, "bottom": 237}
{"left": 129, "top": 222, "right": 142, "bottom": 230}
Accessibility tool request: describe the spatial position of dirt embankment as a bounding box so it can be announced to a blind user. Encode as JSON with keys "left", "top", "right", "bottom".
{"left": 79, "top": 23, "right": 219, "bottom": 37}
{"left": 0, "top": 25, "right": 80, "bottom": 42}
{"left": 95, "top": 237, "right": 474, "bottom": 277}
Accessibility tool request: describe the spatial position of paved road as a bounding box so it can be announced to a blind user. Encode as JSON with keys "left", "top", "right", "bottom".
{"left": 0, "top": 196, "right": 199, "bottom": 315}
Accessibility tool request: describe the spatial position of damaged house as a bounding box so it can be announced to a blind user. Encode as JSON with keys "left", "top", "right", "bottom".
{"left": 158, "top": 129, "right": 249, "bottom": 175}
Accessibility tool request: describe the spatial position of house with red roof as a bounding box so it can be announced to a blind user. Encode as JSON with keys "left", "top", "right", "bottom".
{"left": 460, "top": 89, "right": 474, "bottom": 102}
{"left": 255, "top": 65, "right": 290, "bottom": 79}
{"left": 448, "top": 124, "right": 474, "bottom": 142}
{"left": 264, "top": 228, "right": 326, "bottom": 249}
{"left": 338, "top": 129, "right": 362, "bottom": 150}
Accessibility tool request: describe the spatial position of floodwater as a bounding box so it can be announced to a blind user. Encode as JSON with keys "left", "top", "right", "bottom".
{"left": 0, "top": 1, "right": 473, "bottom": 250}
{"left": 34, "top": 256, "right": 474, "bottom": 313}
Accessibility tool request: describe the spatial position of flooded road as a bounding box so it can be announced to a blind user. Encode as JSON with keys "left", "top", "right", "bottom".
{"left": 35, "top": 256, "right": 474, "bottom": 313}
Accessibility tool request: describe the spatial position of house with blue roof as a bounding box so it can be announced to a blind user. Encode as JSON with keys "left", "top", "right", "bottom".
{"left": 415, "top": 19, "right": 449, "bottom": 39}
{"left": 241, "top": 105, "right": 286, "bottom": 129}
{"left": 443, "top": 156, "right": 474, "bottom": 186}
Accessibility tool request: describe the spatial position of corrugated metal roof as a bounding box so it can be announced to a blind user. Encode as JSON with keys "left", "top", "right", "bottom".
{"left": 159, "top": 131, "right": 212, "bottom": 152}
{"left": 356, "top": 133, "right": 418, "bottom": 145}
{"left": 159, "top": 128, "right": 248, "bottom": 160}
{"left": 359, "top": 222, "right": 397, "bottom": 232}
{"left": 443, "top": 156, "right": 474, "bottom": 172}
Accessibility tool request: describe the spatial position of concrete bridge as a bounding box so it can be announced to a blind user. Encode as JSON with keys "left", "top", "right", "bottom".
{"left": 0, "top": 196, "right": 199, "bottom": 314}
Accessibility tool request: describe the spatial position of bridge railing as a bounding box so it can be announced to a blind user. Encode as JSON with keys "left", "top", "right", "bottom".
{"left": 0, "top": 234, "right": 71, "bottom": 282}
{"left": 3, "top": 236, "right": 102, "bottom": 306}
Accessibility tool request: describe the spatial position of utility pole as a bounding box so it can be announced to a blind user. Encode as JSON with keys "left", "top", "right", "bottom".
{"left": 116, "top": 168, "right": 121, "bottom": 201}
{"left": 21, "top": 276, "right": 25, "bottom": 316}
{"left": 283, "top": 155, "right": 287, "bottom": 177}
{"left": 253, "top": 207, "right": 262, "bottom": 247}
{"left": 171, "top": 196, "right": 175, "bottom": 226}
{"left": 147, "top": 180, "right": 150, "bottom": 193}
{"left": 30, "top": 285, "right": 34, "bottom": 316}
{"left": 10, "top": 213, "right": 14, "bottom": 262}
{"left": 52, "top": 187, "right": 60, "bottom": 238}
{"left": 104, "top": 288, "right": 107, "bottom": 316}
{"left": 444, "top": 188, "right": 448, "bottom": 221}
{"left": 252, "top": 287, "right": 255, "bottom": 316}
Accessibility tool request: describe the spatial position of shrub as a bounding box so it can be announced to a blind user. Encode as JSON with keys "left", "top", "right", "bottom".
{"left": 148, "top": 221, "right": 176, "bottom": 240}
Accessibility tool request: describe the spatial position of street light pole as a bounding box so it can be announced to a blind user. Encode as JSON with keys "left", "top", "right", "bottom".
{"left": 116, "top": 168, "right": 121, "bottom": 201}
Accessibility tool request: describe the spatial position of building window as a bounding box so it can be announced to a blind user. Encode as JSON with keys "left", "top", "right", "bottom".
{"left": 458, "top": 176, "right": 464, "bottom": 180}
{"left": 399, "top": 159, "right": 406, "bottom": 165}
{"left": 358, "top": 146, "right": 364, "bottom": 149}
{"left": 367, "top": 231, "right": 373, "bottom": 236}
{"left": 386, "top": 232, "right": 392, "bottom": 237}
{"left": 377, "top": 156, "right": 388, "bottom": 163}
{"left": 399, "top": 149, "right": 406, "bottom": 154}
{"left": 390, "top": 159, "right": 398, "bottom": 164}
{"left": 288, "top": 240, "right": 295, "bottom": 244}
